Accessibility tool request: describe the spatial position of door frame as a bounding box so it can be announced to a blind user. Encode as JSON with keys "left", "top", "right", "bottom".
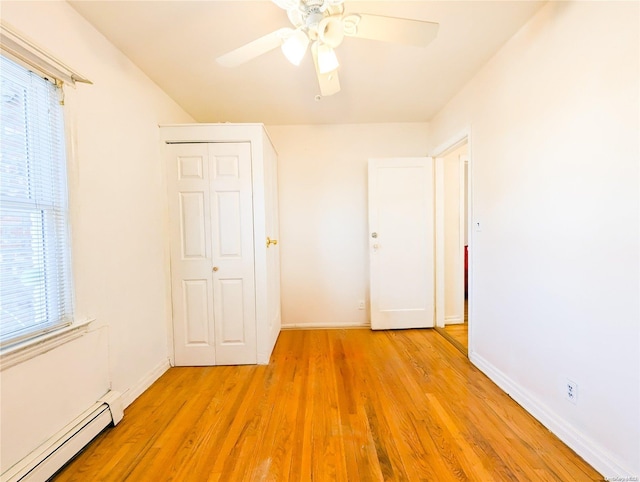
{"left": 431, "top": 128, "right": 473, "bottom": 353}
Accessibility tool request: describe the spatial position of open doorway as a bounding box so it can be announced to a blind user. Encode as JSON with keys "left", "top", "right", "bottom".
{"left": 434, "top": 136, "right": 470, "bottom": 356}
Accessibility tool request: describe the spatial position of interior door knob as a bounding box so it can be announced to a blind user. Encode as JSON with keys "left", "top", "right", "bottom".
{"left": 212, "top": 266, "right": 219, "bottom": 272}
{"left": 266, "top": 237, "right": 278, "bottom": 248}
{"left": 371, "top": 232, "right": 378, "bottom": 238}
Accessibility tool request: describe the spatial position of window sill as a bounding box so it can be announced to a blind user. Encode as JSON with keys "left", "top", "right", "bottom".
{"left": 0, "top": 319, "right": 97, "bottom": 371}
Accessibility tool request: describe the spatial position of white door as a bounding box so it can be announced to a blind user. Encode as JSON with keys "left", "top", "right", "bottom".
{"left": 166, "top": 142, "right": 257, "bottom": 365}
{"left": 264, "top": 142, "right": 281, "bottom": 354}
{"left": 368, "top": 158, "right": 435, "bottom": 330}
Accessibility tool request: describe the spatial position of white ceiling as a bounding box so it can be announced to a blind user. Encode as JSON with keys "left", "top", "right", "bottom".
{"left": 68, "top": 1, "right": 545, "bottom": 125}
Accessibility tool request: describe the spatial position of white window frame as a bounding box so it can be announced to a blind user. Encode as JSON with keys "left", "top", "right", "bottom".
{"left": 0, "top": 21, "right": 91, "bottom": 354}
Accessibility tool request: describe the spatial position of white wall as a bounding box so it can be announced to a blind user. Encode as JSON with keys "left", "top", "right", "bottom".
{"left": 443, "top": 143, "right": 467, "bottom": 324}
{"left": 0, "top": 0, "right": 193, "bottom": 471}
{"left": 429, "top": 1, "right": 639, "bottom": 476}
{"left": 267, "top": 124, "right": 429, "bottom": 328}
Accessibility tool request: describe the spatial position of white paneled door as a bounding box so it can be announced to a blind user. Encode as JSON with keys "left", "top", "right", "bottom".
{"left": 368, "top": 158, "right": 435, "bottom": 330}
{"left": 166, "top": 142, "right": 257, "bottom": 365}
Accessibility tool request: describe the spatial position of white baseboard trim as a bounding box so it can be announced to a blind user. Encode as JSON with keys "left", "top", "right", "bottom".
{"left": 282, "top": 322, "right": 369, "bottom": 330}
{"left": 119, "top": 358, "right": 171, "bottom": 410}
{"left": 444, "top": 315, "right": 464, "bottom": 325}
{"left": 470, "top": 352, "right": 636, "bottom": 479}
{"left": 1, "top": 397, "right": 119, "bottom": 482}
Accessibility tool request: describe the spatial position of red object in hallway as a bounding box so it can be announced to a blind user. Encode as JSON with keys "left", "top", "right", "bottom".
{"left": 464, "top": 245, "right": 468, "bottom": 298}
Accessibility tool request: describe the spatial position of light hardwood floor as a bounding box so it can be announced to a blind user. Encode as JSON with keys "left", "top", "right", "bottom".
{"left": 53, "top": 329, "right": 600, "bottom": 481}
{"left": 440, "top": 323, "right": 468, "bottom": 354}
{"left": 438, "top": 301, "right": 469, "bottom": 355}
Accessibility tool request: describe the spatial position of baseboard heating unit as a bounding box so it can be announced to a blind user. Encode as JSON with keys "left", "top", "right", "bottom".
{"left": 1, "top": 391, "right": 123, "bottom": 482}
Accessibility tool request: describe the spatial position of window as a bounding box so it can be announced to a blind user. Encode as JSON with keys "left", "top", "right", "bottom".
{"left": 0, "top": 55, "right": 73, "bottom": 346}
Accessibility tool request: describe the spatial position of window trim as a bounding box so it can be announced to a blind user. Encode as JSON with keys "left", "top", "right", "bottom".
{"left": 0, "top": 318, "right": 96, "bottom": 370}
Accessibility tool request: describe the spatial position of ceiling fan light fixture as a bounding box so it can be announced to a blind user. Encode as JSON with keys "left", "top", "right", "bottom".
{"left": 281, "top": 29, "right": 309, "bottom": 65}
{"left": 318, "top": 17, "right": 345, "bottom": 48}
{"left": 316, "top": 43, "right": 339, "bottom": 73}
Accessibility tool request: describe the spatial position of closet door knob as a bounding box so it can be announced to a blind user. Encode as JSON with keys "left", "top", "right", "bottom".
{"left": 212, "top": 266, "right": 219, "bottom": 272}
{"left": 266, "top": 237, "right": 278, "bottom": 248}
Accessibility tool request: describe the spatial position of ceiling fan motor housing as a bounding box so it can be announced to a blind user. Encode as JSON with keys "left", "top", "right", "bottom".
{"left": 297, "top": 0, "right": 346, "bottom": 47}
{"left": 301, "top": 0, "right": 330, "bottom": 13}
{"left": 306, "top": 11, "right": 325, "bottom": 34}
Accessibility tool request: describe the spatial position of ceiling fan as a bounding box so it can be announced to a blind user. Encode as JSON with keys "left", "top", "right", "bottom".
{"left": 216, "top": 0, "right": 439, "bottom": 97}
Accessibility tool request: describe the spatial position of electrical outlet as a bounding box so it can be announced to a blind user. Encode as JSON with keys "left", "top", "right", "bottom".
{"left": 565, "top": 379, "right": 578, "bottom": 404}
{"left": 358, "top": 300, "right": 365, "bottom": 310}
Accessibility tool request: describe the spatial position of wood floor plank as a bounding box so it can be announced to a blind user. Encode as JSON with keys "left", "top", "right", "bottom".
{"left": 53, "top": 329, "right": 602, "bottom": 481}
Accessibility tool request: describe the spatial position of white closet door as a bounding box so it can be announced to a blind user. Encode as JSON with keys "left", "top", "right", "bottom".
{"left": 368, "top": 158, "right": 435, "bottom": 330}
{"left": 166, "top": 142, "right": 256, "bottom": 366}
{"left": 166, "top": 143, "right": 216, "bottom": 365}
{"left": 209, "top": 142, "right": 257, "bottom": 365}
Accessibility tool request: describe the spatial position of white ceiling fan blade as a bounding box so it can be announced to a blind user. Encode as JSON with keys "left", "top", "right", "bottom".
{"left": 316, "top": 68, "right": 341, "bottom": 97}
{"left": 346, "top": 14, "right": 439, "bottom": 47}
{"left": 271, "top": 0, "right": 298, "bottom": 10}
{"left": 217, "top": 27, "right": 293, "bottom": 67}
{"left": 327, "top": 3, "right": 345, "bottom": 16}
{"left": 311, "top": 41, "right": 340, "bottom": 96}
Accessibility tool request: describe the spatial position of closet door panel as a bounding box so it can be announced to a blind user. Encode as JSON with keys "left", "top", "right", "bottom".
{"left": 210, "top": 142, "right": 257, "bottom": 365}
{"left": 166, "top": 144, "right": 216, "bottom": 366}
{"left": 179, "top": 192, "right": 207, "bottom": 258}
{"left": 182, "top": 279, "right": 211, "bottom": 344}
{"left": 217, "top": 279, "right": 246, "bottom": 342}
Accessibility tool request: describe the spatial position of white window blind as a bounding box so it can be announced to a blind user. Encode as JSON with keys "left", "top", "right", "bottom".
{"left": 0, "top": 55, "right": 73, "bottom": 346}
